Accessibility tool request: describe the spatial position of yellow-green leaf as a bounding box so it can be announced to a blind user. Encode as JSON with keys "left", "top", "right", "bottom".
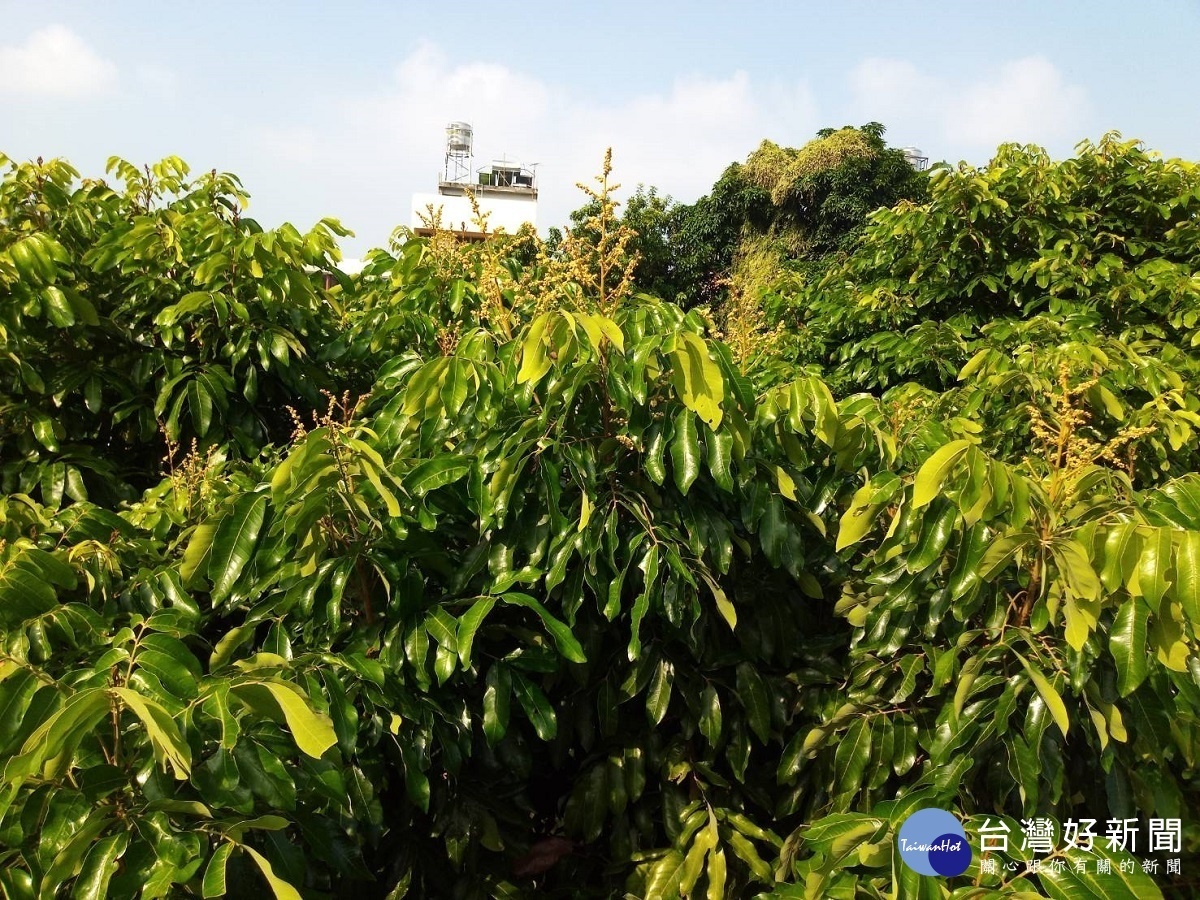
{"left": 230, "top": 680, "right": 336, "bottom": 758}
{"left": 240, "top": 845, "right": 302, "bottom": 900}
{"left": 1174, "top": 530, "right": 1200, "bottom": 622}
{"left": 1016, "top": 655, "right": 1069, "bottom": 738}
{"left": 836, "top": 483, "right": 881, "bottom": 552}
{"left": 516, "top": 313, "right": 552, "bottom": 385}
{"left": 912, "top": 440, "right": 971, "bottom": 508}
{"left": 670, "top": 330, "right": 724, "bottom": 430}
{"left": 113, "top": 687, "right": 192, "bottom": 778}
{"left": 1138, "top": 527, "right": 1172, "bottom": 605}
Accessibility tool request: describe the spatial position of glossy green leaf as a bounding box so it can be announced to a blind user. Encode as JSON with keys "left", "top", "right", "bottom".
{"left": 645, "top": 657, "right": 673, "bottom": 726}
{"left": 832, "top": 718, "right": 872, "bottom": 797}
{"left": 906, "top": 501, "right": 958, "bottom": 573}
{"left": 113, "top": 688, "right": 192, "bottom": 778}
{"left": 456, "top": 597, "right": 495, "bottom": 668}
{"left": 1175, "top": 530, "right": 1200, "bottom": 622}
{"left": 201, "top": 843, "right": 234, "bottom": 898}
{"left": 1016, "top": 655, "right": 1070, "bottom": 737}
{"left": 736, "top": 662, "right": 771, "bottom": 743}
{"left": 501, "top": 593, "right": 586, "bottom": 663}
{"left": 230, "top": 680, "right": 336, "bottom": 758}
{"left": 71, "top": 832, "right": 128, "bottom": 900}
{"left": 699, "top": 684, "right": 722, "bottom": 746}
{"left": 516, "top": 312, "right": 552, "bottom": 385}
{"left": 208, "top": 493, "right": 267, "bottom": 603}
{"left": 241, "top": 845, "right": 302, "bottom": 900}
{"left": 836, "top": 483, "right": 882, "bottom": 551}
{"left": 406, "top": 455, "right": 472, "bottom": 497}
{"left": 1109, "top": 600, "right": 1150, "bottom": 696}
{"left": 912, "top": 439, "right": 971, "bottom": 508}
{"left": 483, "top": 663, "right": 511, "bottom": 746}
{"left": 512, "top": 671, "right": 556, "bottom": 740}
{"left": 1137, "top": 526, "right": 1172, "bottom": 605}
{"left": 670, "top": 409, "right": 701, "bottom": 495}
{"left": 669, "top": 330, "right": 724, "bottom": 430}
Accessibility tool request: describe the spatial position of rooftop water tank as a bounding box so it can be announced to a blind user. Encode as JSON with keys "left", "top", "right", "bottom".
{"left": 446, "top": 122, "right": 473, "bottom": 156}
{"left": 902, "top": 146, "right": 929, "bottom": 171}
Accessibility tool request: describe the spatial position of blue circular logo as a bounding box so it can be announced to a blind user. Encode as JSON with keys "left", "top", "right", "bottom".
{"left": 897, "top": 809, "right": 971, "bottom": 877}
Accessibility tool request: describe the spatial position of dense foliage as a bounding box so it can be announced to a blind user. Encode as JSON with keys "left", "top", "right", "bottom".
{"left": 563, "top": 125, "right": 928, "bottom": 310}
{"left": 0, "top": 135, "right": 1198, "bottom": 900}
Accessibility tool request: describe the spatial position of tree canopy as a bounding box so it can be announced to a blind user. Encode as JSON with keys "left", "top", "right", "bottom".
{"left": 0, "top": 135, "right": 1198, "bottom": 899}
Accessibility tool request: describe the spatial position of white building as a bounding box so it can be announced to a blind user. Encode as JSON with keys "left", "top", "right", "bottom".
{"left": 410, "top": 122, "right": 538, "bottom": 240}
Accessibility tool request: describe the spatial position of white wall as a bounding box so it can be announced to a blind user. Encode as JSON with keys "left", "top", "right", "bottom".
{"left": 410, "top": 192, "right": 537, "bottom": 233}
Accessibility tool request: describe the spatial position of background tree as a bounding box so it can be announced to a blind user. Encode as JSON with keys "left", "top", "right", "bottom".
{"left": 800, "top": 134, "right": 1200, "bottom": 395}
{"left": 0, "top": 153, "right": 350, "bottom": 506}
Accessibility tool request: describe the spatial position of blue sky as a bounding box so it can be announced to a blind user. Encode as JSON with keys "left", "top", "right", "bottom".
{"left": 2, "top": 1, "right": 1198, "bottom": 255}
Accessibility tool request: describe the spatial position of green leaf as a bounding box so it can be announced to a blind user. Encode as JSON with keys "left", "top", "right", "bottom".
{"left": 564, "top": 762, "right": 609, "bottom": 842}
{"left": 1109, "top": 600, "right": 1150, "bottom": 696}
{"left": 705, "top": 428, "right": 734, "bottom": 492}
{"left": 1080, "top": 846, "right": 1165, "bottom": 898}
{"left": 670, "top": 409, "right": 701, "bottom": 495}
{"left": 643, "top": 849, "right": 685, "bottom": 900}
{"left": 352, "top": 451, "right": 401, "bottom": 516}
{"left": 978, "top": 531, "right": 1037, "bottom": 581}
{"left": 38, "top": 815, "right": 113, "bottom": 898}
{"left": 201, "top": 843, "right": 234, "bottom": 898}
{"left": 1174, "top": 530, "right": 1200, "bottom": 622}
{"left": 137, "top": 648, "right": 199, "bottom": 700}
{"left": 516, "top": 313, "right": 552, "bottom": 385}
{"left": 241, "top": 845, "right": 302, "bottom": 900}
{"left": 669, "top": 330, "right": 724, "bottom": 429}
{"left": 1016, "top": 655, "right": 1070, "bottom": 738}
{"left": 0, "top": 550, "right": 61, "bottom": 626}
{"left": 912, "top": 439, "right": 971, "bottom": 508}
{"left": 501, "top": 593, "right": 587, "bottom": 663}
{"left": 699, "top": 684, "right": 722, "bottom": 746}
{"left": 736, "top": 662, "right": 771, "bottom": 743}
{"left": 726, "top": 830, "right": 773, "bottom": 883}
{"left": 700, "top": 571, "right": 736, "bottom": 631}
{"left": 42, "top": 285, "right": 75, "bottom": 327}
{"left": 406, "top": 455, "right": 472, "bottom": 497}
{"left": 645, "top": 656, "right": 673, "bottom": 726}
{"left": 1138, "top": 526, "right": 1172, "bottom": 605}
{"left": 230, "top": 680, "right": 337, "bottom": 758}
{"left": 836, "top": 483, "right": 882, "bottom": 552}
{"left": 1100, "top": 523, "right": 1140, "bottom": 593}
{"left": 4, "top": 688, "right": 109, "bottom": 783}
{"left": 706, "top": 847, "right": 726, "bottom": 900}
{"left": 512, "top": 671, "right": 556, "bottom": 740}
{"left": 483, "top": 663, "right": 511, "bottom": 746}
{"left": 678, "top": 813, "right": 716, "bottom": 896}
{"left": 833, "top": 718, "right": 872, "bottom": 797}
{"left": 208, "top": 493, "right": 267, "bottom": 603}
{"left": 31, "top": 411, "right": 59, "bottom": 452}
{"left": 628, "top": 546, "right": 659, "bottom": 660}
{"left": 113, "top": 687, "right": 192, "bottom": 778}
{"left": 71, "top": 832, "right": 128, "bottom": 900}
{"left": 643, "top": 423, "right": 667, "bottom": 485}
{"left": 188, "top": 377, "right": 213, "bottom": 436}
{"left": 905, "top": 502, "right": 958, "bottom": 573}
{"left": 456, "top": 597, "right": 495, "bottom": 668}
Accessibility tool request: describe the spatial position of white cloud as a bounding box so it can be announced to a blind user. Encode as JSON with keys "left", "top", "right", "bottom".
{"left": 849, "top": 58, "right": 930, "bottom": 122}
{"left": 249, "top": 41, "right": 819, "bottom": 246}
{"left": 849, "top": 55, "right": 1088, "bottom": 154}
{"left": 0, "top": 25, "right": 118, "bottom": 97}
{"left": 947, "top": 57, "right": 1088, "bottom": 147}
